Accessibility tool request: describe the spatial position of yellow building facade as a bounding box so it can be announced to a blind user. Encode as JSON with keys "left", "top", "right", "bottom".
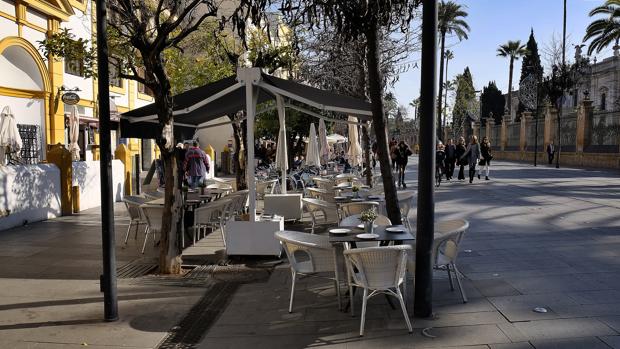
{"left": 0, "top": 0, "right": 153, "bottom": 164}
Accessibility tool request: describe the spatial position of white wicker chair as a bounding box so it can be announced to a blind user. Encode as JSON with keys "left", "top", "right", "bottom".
{"left": 302, "top": 198, "right": 338, "bottom": 233}
{"left": 338, "top": 201, "right": 380, "bottom": 221}
{"left": 312, "top": 177, "right": 335, "bottom": 190}
{"left": 123, "top": 196, "right": 149, "bottom": 245}
{"left": 344, "top": 245, "right": 413, "bottom": 336}
{"left": 140, "top": 204, "right": 164, "bottom": 254}
{"left": 433, "top": 219, "right": 470, "bottom": 303}
{"left": 397, "top": 191, "right": 416, "bottom": 231}
{"left": 256, "top": 179, "right": 278, "bottom": 199}
{"left": 275, "top": 230, "right": 343, "bottom": 312}
{"left": 193, "top": 198, "right": 232, "bottom": 245}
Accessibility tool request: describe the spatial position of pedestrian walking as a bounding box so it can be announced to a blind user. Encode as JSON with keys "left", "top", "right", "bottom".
{"left": 547, "top": 142, "right": 555, "bottom": 165}
{"left": 478, "top": 136, "right": 493, "bottom": 180}
{"left": 395, "top": 140, "right": 412, "bottom": 188}
{"left": 445, "top": 138, "right": 456, "bottom": 180}
{"left": 455, "top": 137, "right": 467, "bottom": 181}
{"left": 436, "top": 141, "right": 446, "bottom": 187}
{"left": 459, "top": 135, "right": 481, "bottom": 184}
{"left": 184, "top": 140, "right": 210, "bottom": 188}
{"left": 390, "top": 138, "right": 398, "bottom": 172}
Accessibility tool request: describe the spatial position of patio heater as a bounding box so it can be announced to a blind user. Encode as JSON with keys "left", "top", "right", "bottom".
{"left": 96, "top": 0, "right": 119, "bottom": 321}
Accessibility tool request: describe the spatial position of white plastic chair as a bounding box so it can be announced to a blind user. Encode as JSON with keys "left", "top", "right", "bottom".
{"left": 192, "top": 198, "right": 231, "bottom": 245}
{"left": 312, "top": 177, "right": 335, "bottom": 190}
{"left": 140, "top": 204, "right": 164, "bottom": 254}
{"left": 344, "top": 245, "right": 413, "bottom": 336}
{"left": 302, "top": 198, "right": 338, "bottom": 233}
{"left": 123, "top": 196, "right": 149, "bottom": 245}
{"left": 338, "top": 201, "right": 380, "bottom": 220}
{"left": 275, "top": 230, "right": 343, "bottom": 313}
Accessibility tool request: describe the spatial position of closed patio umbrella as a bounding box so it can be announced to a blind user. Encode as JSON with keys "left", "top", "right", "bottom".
{"left": 0, "top": 106, "right": 22, "bottom": 164}
{"left": 306, "top": 123, "right": 321, "bottom": 167}
{"left": 275, "top": 126, "right": 288, "bottom": 172}
{"left": 347, "top": 115, "right": 362, "bottom": 167}
{"left": 68, "top": 106, "right": 80, "bottom": 161}
{"left": 318, "top": 118, "right": 329, "bottom": 165}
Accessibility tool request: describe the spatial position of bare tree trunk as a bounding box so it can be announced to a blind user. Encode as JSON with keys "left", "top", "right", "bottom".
{"left": 366, "top": 23, "right": 401, "bottom": 224}
{"left": 231, "top": 116, "right": 247, "bottom": 190}
{"left": 362, "top": 125, "right": 372, "bottom": 186}
{"left": 159, "top": 148, "right": 182, "bottom": 274}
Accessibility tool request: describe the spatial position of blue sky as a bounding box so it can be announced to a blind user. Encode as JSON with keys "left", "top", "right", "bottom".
{"left": 391, "top": 0, "right": 614, "bottom": 116}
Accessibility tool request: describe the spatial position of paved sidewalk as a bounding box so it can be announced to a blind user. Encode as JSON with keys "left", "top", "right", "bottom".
{"left": 199, "top": 160, "right": 620, "bottom": 349}
{"left": 0, "top": 203, "right": 208, "bottom": 349}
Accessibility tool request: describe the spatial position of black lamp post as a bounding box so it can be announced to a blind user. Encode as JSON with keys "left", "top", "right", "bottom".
{"left": 96, "top": 0, "right": 118, "bottom": 321}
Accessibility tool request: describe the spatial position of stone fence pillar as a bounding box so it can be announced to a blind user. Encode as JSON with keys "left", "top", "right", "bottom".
{"left": 114, "top": 144, "right": 132, "bottom": 195}
{"left": 576, "top": 99, "right": 594, "bottom": 152}
{"left": 544, "top": 104, "right": 557, "bottom": 148}
{"left": 500, "top": 118, "right": 508, "bottom": 151}
{"left": 486, "top": 118, "right": 494, "bottom": 142}
{"left": 47, "top": 144, "right": 72, "bottom": 216}
{"left": 520, "top": 111, "right": 532, "bottom": 151}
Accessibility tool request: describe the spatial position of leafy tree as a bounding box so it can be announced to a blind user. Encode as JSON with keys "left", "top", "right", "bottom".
{"left": 584, "top": 0, "right": 620, "bottom": 55}
{"left": 452, "top": 67, "right": 476, "bottom": 139}
{"left": 480, "top": 81, "right": 505, "bottom": 125}
{"left": 42, "top": 0, "right": 269, "bottom": 274}
{"left": 517, "top": 29, "right": 543, "bottom": 119}
{"left": 437, "top": 1, "right": 470, "bottom": 139}
{"left": 278, "top": 0, "right": 421, "bottom": 224}
{"left": 497, "top": 40, "right": 527, "bottom": 120}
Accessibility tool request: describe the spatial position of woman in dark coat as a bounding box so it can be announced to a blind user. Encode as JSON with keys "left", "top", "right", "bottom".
{"left": 395, "top": 141, "right": 412, "bottom": 188}
{"left": 455, "top": 136, "right": 467, "bottom": 181}
{"left": 478, "top": 136, "right": 493, "bottom": 180}
{"left": 460, "top": 135, "right": 481, "bottom": 184}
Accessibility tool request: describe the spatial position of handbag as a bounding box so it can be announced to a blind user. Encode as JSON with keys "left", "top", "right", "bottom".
{"left": 478, "top": 158, "right": 486, "bottom": 166}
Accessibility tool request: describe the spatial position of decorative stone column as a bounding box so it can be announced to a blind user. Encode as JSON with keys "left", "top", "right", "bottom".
{"left": 500, "top": 118, "right": 508, "bottom": 151}
{"left": 472, "top": 121, "right": 480, "bottom": 139}
{"left": 576, "top": 99, "right": 594, "bottom": 152}
{"left": 114, "top": 144, "right": 132, "bottom": 195}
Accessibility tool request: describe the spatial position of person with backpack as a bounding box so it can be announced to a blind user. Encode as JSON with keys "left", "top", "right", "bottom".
{"left": 184, "top": 140, "right": 210, "bottom": 188}
{"left": 395, "top": 140, "right": 413, "bottom": 188}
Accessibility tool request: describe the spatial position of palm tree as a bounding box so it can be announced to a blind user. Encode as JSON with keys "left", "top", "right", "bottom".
{"left": 497, "top": 40, "right": 527, "bottom": 119}
{"left": 584, "top": 0, "right": 620, "bottom": 55}
{"left": 437, "top": 1, "right": 470, "bottom": 139}
{"left": 409, "top": 97, "right": 420, "bottom": 121}
{"left": 443, "top": 50, "right": 454, "bottom": 130}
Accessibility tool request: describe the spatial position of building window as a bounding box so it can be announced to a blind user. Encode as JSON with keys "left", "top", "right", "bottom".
{"left": 601, "top": 93, "right": 606, "bottom": 110}
{"left": 64, "top": 57, "right": 84, "bottom": 76}
{"left": 109, "top": 57, "right": 123, "bottom": 88}
{"left": 17, "top": 124, "right": 41, "bottom": 164}
{"left": 137, "top": 67, "right": 154, "bottom": 97}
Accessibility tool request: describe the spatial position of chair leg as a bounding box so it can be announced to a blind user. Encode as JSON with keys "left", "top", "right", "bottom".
{"left": 452, "top": 263, "right": 468, "bottom": 303}
{"left": 124, "top": 221, "right": 134, "bottom": 244}
{"left": 360, "top": 288, "right": 368, "bottom": 336}
{"left": 134, "top": 222, "right": 140, "bottom": 239}
{"left": 333, "top": 249, "right": 342, "bottom": 311}
{"left": 447, "top": 264, "right": 455, "bottom": 291}
{"left": 396, "top": 287, "right": 413, "bottom": 333}
{"left": 348, "top": 268, "right": 355, "bottom": 317}
{"left": 141, "top": 228, "right": 150, "bottom": 254}
{"left": 289, "top": 270, "right": 297, "bottom": 313}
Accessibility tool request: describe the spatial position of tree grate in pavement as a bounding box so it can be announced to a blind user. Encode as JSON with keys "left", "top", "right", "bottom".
{"left": 116, "top": 260, "right": 158, "bottom": 278}
{"left": 157, "top": 282, "right": 239, "bottom": 349}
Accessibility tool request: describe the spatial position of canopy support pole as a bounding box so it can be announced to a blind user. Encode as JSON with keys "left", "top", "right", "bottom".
{"left": 276, "top": 95, "right": 287, "bottom": 194}
{"left": 240, "top": 68, "right": 261, "bottom": 222}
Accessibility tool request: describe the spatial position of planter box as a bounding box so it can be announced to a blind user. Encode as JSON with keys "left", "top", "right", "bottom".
{"left": 263, "top": 193, "right": 303, "bottom": 220}
{"left": 224, "top": 217, "right": 284, "bottom": 256}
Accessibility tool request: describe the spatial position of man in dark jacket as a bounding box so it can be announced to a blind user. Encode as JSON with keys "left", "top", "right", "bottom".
{"left": 445, "top": 138, "right": 456, "bottom": 180}
{"left": 395, "top": 141, "right": 413, "bottom": 188}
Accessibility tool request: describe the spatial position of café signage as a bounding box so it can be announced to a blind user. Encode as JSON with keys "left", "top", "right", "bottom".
{"left": 62, "top": 92, "right": 80, "bottom": 105}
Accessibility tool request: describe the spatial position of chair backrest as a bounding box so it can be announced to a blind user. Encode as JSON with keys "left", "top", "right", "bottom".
{"left": 144, "top": 191, "right": 164, "bottom": 200}
{"left": 343, "top": 245, "right": 411, "bottom": 290}
{"left": 194, "top": 201, "right": 223, "bottom": 225}
{"left": 338, "top": 201, "right": 380, "bottom": 219}
{"left": 207, "top": 183, "right": 233, "bottom": 190}
{"left": 274, "top": 230, "right": 334, "bottom": 274}
{"left": 305, "top": 187, "right": 324, "bottom": 199}
{"left": 433, "top": 219, "right": 469, "bottom": 265}
{"left": 140, "top": 204, "right": 165, "bottom": 232}
{"left": 312, "top": 177, "right": 335, "bottom": 190}
{"left": 339, "top": 214, "right": 391, "bottom": 227}
{"left": 187, "top": 191, "right": 201, "bottom": 201}
{"left": 397, "top": 191, "right": 416, "bottom": 216}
